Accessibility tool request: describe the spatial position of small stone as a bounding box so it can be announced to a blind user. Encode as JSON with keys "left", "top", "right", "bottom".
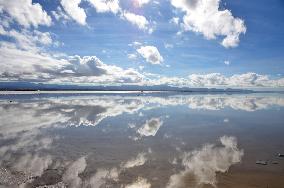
{"left": 256, "top": 160, "right": 267, "bottom": 165}
{"left": 278, "top": 153, "right": 284, "bottom": 157}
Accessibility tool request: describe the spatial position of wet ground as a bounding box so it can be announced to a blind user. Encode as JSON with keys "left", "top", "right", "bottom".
{"left": 0, "top": 92, "right": 284, "bottom": 188}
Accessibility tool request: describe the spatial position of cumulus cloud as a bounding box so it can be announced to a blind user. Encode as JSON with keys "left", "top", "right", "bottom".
{"left": 133, "top": 0, "right": 152, "bottom": 7}
{"left": 0, "top": 40, "right": 144, "bottom": 84}
{"left": 60, "top": 0, "right": 87, "bottom": 25}
{"left": 0, "top": 27, "right": 52, "bottom": 51}
{"left": 0, "top": 43, "right": 68, "bottom": 81}
{"left": 171, "top": 0, "right": 246, "bottom": 48}
{"left": 88, "top": 0, "right": 121, "bottom": 14}
{"left": 0, "top": 0, "right": 52, "bottom": 28}
{"left": 1, "top": 40, "right": 284, "bottom": 89}
{"left": 58, "top": 0, "right": 153, "bottom": 32}
{"left": 51, "top": 7, "right": 71, "bottom": 22}
{"left": 145, "top": 72, "right": 284, "bottom": 88}
{"left": 122, "top": 11, "right": 152, "bottom": 32}
{"left": 137, "top": 117, "right": 163, "bottom": 137}
{"left": 137, "top": 45, "right": 164, "bottom": 64}
{"left": 167, "top": 136, "right": 243, "bottom": 187}
{"left": 187, "top": 72, "right": 279, "bottom": 87}
{"left": 67, "top": 55, "right": 108, "bottom": 76}
{"left": 62, "top": 55, "right": 144, "bottom": 84}
{"left": 0, "top": 25, "right": 284, "bottom": 88}
{"left": 169, "top": 17, "right": 179, "bottom": 25}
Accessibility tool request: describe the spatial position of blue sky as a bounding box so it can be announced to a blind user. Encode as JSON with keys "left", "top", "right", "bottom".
{"left": 0, "top": 0, "right": 284, "bottom": 88}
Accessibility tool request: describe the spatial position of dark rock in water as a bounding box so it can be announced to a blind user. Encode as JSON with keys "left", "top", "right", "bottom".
{"left": 256, "top": 160, "right": 268, "bottom": 165}
{"left": 272, "top": 161, "right": 279, "bottom": 164}
{"left": 29, "top": 169, "right": 62, "bottom": 187}
{"left": 278, "top": 153, "right": 284, "bottom": 157}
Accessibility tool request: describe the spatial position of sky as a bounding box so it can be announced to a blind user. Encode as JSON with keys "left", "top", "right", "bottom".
{"left": 0, "top": 0, "right": 284, "bottom": 88}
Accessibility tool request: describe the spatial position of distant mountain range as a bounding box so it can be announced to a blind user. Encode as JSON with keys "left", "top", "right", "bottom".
{"left": 0, "top": 81, "right": 255, "bottom": 93}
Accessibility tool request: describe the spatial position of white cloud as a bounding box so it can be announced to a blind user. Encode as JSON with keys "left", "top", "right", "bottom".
{"left": 169, "top": 17, "right": 179, "bottom": 25}
{"left": 0, "top": 43, "right": 69, "bottom": 81}
{"left": 71, "top": 71, "right": 284, "bottom": 87}
{"left": 0, "top": 27, "right": 53, "bottom": 51}
{"left": 128, "top": 41, "right": 142, "bottom": 47}
{"left": 128, "top": 53, "right": 138, "bottom": 60}
{"left": 188, "top": 73, "right": 227, "bottom": 86}
{"left": 68, "top": 56, "right": 144, "bottom": 84}
{"left": 167, "top": 136, "right": 243, "bottom": 187}
{"left": 164, "top": 43, "right": 174, "bottom": 49}
{"left": 139, "top": 65, "right": 144, "bottom": 70}
{"left": 88, "top": 0, "right": 121, "bottom": 14}
{"left": 0, "top": 25, "right": 283, "bottom": 88}
{"left": 2, "top": 41, "right": 283, "bottom": 89}
{"left": 0, "top": 42, "right": 144, "bottom": 84}
{"left": 51, "top": 7, "right": 71, "bottom": 22}
{"left": 224, "top": 60, "right": 230, "bottom": 65}
{"left": 134, "top": 0, "right": 152, "bottom": 7}
{"left": 215, "top": 72, "right": 275, "bottom": 87}
{"left": 60, "top": 0, "right": 87, "bottom": 25}
{"left": 67, "top": 55, "right": 108, "bottom": 76}
{"left": 122, "top": 11, "right": 150, "bottom": 31}
{"left": 145, "top": 72, "right": 284, "bottom": 88}
{"left": 0, "top": 0, "right": 52, "bottom": 28}
{"left": 137, "top": 45, "right": 164, "bottom": 64}
{"left": 56, "top": 0, "right": 152, "bottom": 32}
{"left": 171, "top": 0, "right": 246, "bottom": 48}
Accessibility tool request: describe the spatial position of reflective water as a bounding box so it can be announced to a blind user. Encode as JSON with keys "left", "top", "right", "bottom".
{"left": 0, "top": 93, "right": 284, "bottom": 188}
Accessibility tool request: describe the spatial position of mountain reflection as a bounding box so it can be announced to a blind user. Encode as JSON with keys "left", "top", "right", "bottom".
{"left": 0, "top": 93, "right": 283, "bottom": 187}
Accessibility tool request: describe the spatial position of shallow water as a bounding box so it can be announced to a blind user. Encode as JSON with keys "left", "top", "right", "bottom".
{"left": 0, "top": 93, "right": 284, "bottom": 188}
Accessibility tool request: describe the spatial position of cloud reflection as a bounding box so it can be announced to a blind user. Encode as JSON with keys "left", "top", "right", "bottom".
{"left": 63, "top": 156, "right": 87, "bottom": 188}
{"left": 167, "top": 136, "right": 243, "bottom": 188}
{"left": 13, "top": 153, "right": 53, "bottom": 177}
{"left": 137, "top": 117, "right": 163, "bottom": 137}
{"left": 122, "top": 152, "right": 147, "bottom": 168}
{"left": 0, "top": 94, "right": 281, "bottom": 187}
{"left": 125, "top": 177, "right": 151, "bottom": 188}
{"left": 0, "top": 94, "right": 283, "bottom": 133}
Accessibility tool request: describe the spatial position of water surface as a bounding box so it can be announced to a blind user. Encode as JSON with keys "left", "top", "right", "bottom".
{"left": 0, "top": 92, "right": 284, "bottom": 188}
